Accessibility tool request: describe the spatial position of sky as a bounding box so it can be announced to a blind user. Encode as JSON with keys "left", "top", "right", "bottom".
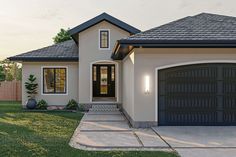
{"left": 0, "top": 0, "right": 236, "bottom": 59}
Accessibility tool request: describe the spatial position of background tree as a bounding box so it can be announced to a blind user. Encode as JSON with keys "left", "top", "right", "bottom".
{"left": 16, "top": 68, "right": 22, "bottom": 81}
{"left": 0, "top": 59, "right": 22, "bottom": 81}
{"left": 53, "top": 28, "right": 72, "bottom": 44}
{"left": 0, "top": 66, "right": 5, "bottom": 81}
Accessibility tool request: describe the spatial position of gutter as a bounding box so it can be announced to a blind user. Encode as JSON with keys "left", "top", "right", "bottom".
{"left": 112, "top": 39, "right": 236, "bottom": 60}
{"left": 118, "top": 39, "right": 236, "bottom": 45}
{"left": 8, "top": 57, "right": 79, "bottom": 62}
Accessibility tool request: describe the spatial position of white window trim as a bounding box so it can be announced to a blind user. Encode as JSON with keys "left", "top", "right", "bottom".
{"left": 41, "top": 66, "right": 68, "bottom": 95}
{"left": 98, "top": 29, "right": 110, "bottom": 50}
{"left": 155, "top": 60, "right": 236, "bottom": 124}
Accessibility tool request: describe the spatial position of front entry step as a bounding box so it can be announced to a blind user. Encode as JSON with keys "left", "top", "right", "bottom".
{"left": 89, "top": 104, "right": 119, "bottom": 112}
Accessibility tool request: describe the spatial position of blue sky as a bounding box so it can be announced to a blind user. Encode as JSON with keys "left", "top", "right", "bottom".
{"left": 0, "top": 0, "right": 236, "bottom": 59}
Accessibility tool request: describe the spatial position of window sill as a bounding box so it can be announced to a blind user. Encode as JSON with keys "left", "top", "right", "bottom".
{"left": 99, "top": 48, "right": 110, "bottom": 51}
{"left": 41, "top": 93, "right": 68, "bottom": 96}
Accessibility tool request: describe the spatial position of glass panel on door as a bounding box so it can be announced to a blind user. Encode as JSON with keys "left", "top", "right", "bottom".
{"left": 100, "top": 66, "right": 108, "bottom": 94}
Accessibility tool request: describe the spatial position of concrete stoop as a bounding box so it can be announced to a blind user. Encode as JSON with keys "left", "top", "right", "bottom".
{"left": 89, "top": 104, "right": 120, "bottom": 112}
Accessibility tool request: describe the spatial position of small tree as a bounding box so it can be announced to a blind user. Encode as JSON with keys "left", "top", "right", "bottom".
{"left": 16, "top": 68, "right": 22, "bottom": 81}
{"left": 0, "top": 66, "right": 5, "bottom": 81}
{"left": 53, "top": 28, "right": 72, "bottom": 44}
{"left": 25, "top": 75, "right": 38, "bottom": 99}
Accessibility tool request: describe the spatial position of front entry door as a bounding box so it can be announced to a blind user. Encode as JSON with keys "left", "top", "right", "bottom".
{"left": 93, "top": 64, "right": 115, "bottom": 97}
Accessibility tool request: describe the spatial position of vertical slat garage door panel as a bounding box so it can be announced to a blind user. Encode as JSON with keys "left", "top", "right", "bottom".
{"left": 223, "top": 66, "right": 236, "bottom": 124}
{"left": 158, "top": 63, "right": 236, "bottom": 126}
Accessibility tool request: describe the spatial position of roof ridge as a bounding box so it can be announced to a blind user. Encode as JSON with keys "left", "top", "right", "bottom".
{"left": 194, "top": 12, "right": 236, "bottom": 19}
{"left": 68, "top": 12, "right": 140, "bottom": 42}
{"left": 121, "top": 16, "right": 192, "bottom": 40}
{"left": 119, "top": 12, "right": 236, "bottom": 43}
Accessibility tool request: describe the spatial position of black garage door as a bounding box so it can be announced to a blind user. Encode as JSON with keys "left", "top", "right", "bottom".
{"left": 158, "top": 63, "right": 236, "bottom": 126}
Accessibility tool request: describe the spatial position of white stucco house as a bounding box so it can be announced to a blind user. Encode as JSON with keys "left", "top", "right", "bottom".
{"left": 9, "top": 12, "right": 236, "bottom": 127}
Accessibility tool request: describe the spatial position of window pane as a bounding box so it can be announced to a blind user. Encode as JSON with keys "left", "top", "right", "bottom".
{"left": 100, "top": 31, "right": 109, "bottom": 48}
{"left": 55, "top": 68, "right": 66, "bottom": 93}
{"left": 100, "top": 66, "right": 108, "bottom": 94}
{"left": 43, "top": 69, "right": 55, "bottom": 93}
{"left": 102, "top": 32, "right": 107, "bottom": 47}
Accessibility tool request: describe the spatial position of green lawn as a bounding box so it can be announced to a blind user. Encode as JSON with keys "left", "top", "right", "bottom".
{"left": 0, "top": 101, "right": 178, "bottom": 157}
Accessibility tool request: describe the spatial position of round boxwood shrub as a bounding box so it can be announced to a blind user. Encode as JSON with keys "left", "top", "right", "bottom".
{"left": 65, "top": 99, "right": 78, "bottom": 110}
{"left": 78, "top": 104, "right": 85, "bottom": 111}
{"left": 36, "top": 99, "right": 48, "bottom": 110}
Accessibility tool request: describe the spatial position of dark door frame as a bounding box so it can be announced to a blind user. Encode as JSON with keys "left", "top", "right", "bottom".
{"left": 91, "top": 62, "right": 117, "bottom": 101}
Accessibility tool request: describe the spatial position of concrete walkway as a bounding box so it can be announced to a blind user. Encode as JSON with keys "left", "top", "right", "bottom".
{"left": 69, "top": 111, "right": 172, "bottom": 151}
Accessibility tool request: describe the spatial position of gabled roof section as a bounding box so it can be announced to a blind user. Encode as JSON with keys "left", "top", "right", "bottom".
{"left": 112, "top": 13, "right": 236, "bottom": 60}
{"left": 120, "top": 13, "right": 236, "bottom": 42}
{"left": 68, "top": 12, "right": 140, "bottom": 43}
{"left": 8, "top": 40, "right": 78, "bottom": 62}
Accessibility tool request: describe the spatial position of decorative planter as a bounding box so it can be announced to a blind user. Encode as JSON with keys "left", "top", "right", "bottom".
{"left": 26, "top": 99, "right": 37, "bottom": 109}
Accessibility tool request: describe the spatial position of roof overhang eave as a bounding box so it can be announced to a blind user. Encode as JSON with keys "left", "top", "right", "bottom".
{"left": 8, "top": 57, "right": 79, "bottom": 62}
{"left": 112, "top": 40, "right": 236, "bottom": 60}
{"left": 118, "top": 39, "right": 236, "bottom": 45}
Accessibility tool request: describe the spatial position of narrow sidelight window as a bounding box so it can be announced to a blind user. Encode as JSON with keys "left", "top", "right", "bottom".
{"left": 43, "top": 68, "right": 66, "bottom": 94}
{"left": 93, "top": 66, "right": 97, "bottom": 81}
{"left": 99, "top": 30, "right": 109, "bottom": 49}
{"left": 111, "top": 66, "right": 115, "bottom": 81}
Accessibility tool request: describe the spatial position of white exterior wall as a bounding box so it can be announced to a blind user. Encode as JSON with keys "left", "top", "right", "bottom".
{"left": 122, "top": 52, "right": 135, "bottom": 119}
{"left": 78, "top": 21, "right": 130, "bottom": 103}
{"left": 132, "top": 48, "right": 236, "bottom": 123}
{"left": 22, "top": 62, "right": 78, "bottom": 106}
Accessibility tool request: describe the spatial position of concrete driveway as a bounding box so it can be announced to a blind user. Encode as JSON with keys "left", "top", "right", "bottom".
{"left": 153, "top": 127, "right": 236, "bottom": 157}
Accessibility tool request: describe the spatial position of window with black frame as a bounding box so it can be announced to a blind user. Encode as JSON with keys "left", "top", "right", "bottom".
{"left": 43, "top": 68, "right": 66, "bottom": 94}
{"left": 100, "top": 30, "right": 109, "bottom": 49}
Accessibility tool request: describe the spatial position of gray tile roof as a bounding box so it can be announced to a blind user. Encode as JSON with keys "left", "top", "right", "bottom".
{"left": 69, "top": 12, "right": 140, "bottom": 43}
{"left": 120, "top": 13, "right": 236, "bottom": 42}
{"left": 112, "top": 13, "right": 236, "bottom": 60}
{"left": 8, "top": 40, "right": 78, "bottom": 62}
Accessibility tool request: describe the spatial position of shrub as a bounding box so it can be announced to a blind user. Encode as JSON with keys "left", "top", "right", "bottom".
{"left": 78, "top": 104, "right": 85, "bottom": 111}
{"left": 25, "top": 74, "right": 38, "bottom": 99}
{"left": 36, "top": 99, "right": 48, "bottom": 110}
{"left": 65, "top": 99, "right": 78, "bottom": 110}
